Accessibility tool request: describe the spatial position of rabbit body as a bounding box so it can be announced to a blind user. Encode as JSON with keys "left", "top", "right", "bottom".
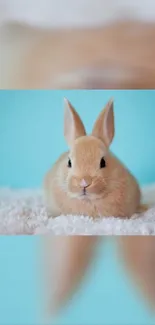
{"left": 44, "top": 99, "right": 141, "bottom": 218}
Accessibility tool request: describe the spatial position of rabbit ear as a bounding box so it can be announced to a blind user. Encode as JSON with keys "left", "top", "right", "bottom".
{"left": 64, "top": 98, "right": 86, "bottom": 147}
{"left": 92, "top": 99, "right": 115, "bottom": 147}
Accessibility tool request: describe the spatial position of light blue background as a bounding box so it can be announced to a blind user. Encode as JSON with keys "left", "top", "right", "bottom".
{"left": 0, "top": 90, "right": 155, "bottom": 325}
{"left": 0, "top": 237, "right": 41, "bottom": 325}
{"left": 0, "top": 90, "right": 155, "bottom": 188}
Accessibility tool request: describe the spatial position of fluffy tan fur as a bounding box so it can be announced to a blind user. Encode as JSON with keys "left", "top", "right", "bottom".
{"left": 44, "top": 99, "right": 141, "bottom": 218}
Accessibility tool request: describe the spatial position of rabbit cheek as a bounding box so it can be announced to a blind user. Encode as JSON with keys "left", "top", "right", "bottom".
{"left": 88, "top": 177, "right": 106, "bottom": 197}
{"left": 67, "top": 176, "right": 80, "bottom": 196}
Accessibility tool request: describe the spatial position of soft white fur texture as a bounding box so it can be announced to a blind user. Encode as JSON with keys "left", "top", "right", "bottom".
{"left": 0, "top": 185, "right": 155, "bottom": 235}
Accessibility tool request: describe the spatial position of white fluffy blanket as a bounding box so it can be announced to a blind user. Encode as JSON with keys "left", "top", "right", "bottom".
{"left": 0, "top": 185, "right": 155, "bottom": 235}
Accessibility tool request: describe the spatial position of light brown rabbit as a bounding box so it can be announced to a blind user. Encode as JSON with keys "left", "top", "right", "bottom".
{"left": 44, "top": 99, "right": 142, "bottom": 218}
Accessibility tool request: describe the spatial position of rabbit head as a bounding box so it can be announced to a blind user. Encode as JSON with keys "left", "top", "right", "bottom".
{"left": 63, "top": 98, "right": 116, "bottom": 200}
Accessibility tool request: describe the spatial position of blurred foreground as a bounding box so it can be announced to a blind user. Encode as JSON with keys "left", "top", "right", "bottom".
{"left": 1, "top": 21, "right": 155, "bottom": 89}
{"left": 42, "top": 236, "right": 155, "bottom": 323}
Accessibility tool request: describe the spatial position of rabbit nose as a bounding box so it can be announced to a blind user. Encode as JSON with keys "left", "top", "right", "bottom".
{"left": 80, "top": 177, "right": 92, "bottom": 188}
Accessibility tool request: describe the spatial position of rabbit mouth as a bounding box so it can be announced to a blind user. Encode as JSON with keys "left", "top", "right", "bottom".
{"left": 80, "top": 189, "right": 87, "bottom": 197}
{"left": 79, "top": 188, "right": 91, "bottom": 200}
{"left": 69, "top": 187, "right": 104, "bottom": 200}
{"left": 78, "top": 188, "right": 87, "bottom": 198}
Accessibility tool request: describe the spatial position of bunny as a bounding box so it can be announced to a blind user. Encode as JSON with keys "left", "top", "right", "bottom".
{"left": 44, "top": 99, "right": 143, "bottom": 219}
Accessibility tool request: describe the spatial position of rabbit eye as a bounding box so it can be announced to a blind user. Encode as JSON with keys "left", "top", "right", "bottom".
{"left": 68, "top": 159, "right": 72, "bottom": 168}
{"left": 100, "top": 157, "right": 106, "bottom": 168}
